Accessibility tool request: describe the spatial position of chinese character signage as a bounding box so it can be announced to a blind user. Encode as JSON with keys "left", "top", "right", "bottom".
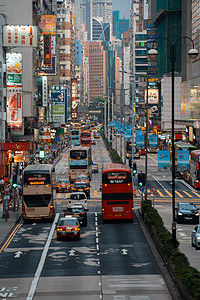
{"left": 6, "top": 53, "right": 23, "bottom": 131}
{"left": 51, "top": 86, "right": 65, "bottom": 104}
{"left": 40, "top": 15, "right": 56, "bottom": 56}
{"left": 147, "top": 19, "right": 156, "bottom": 28}
{"left": 42, "top": 76, "right": 48, "bottom": 107}
{"left": 43, "top": 33, "right": 52, "bottom": 65}
{"left": 3, "top": 25, "right": 37, "bottom": 47}
{"left": 71, "top": 79, "right": 78, "bottom": 119}
{"left": 39, "top": 56, "right": 56, "bottom": 75}
{"left": 7, "top": 87, "right": 22, "bottom": 129}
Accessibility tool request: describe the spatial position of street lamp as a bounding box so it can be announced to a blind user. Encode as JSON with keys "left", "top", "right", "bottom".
{"left": 148, "top": 37, "right": 199, "bottom": 247}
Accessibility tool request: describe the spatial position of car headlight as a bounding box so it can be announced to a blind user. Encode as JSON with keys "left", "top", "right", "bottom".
{"left": 197, "top": 237, "right": 200, "bottom": 240}
{"left": 178, "top": 212, "right": 183, "bottom": 216}
{"left": 195, "top": 212, "right": 199, "bottom": 216}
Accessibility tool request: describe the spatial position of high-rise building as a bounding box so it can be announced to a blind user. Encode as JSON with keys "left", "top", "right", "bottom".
{"left": 113, "top": 10, "right": 120, "bottom": 39}
{"left": 80, "top": 0, "right": 112, "bottom": 41}
{"left": 84, "top": 41, "right": 106, "bottom": 100}
{"left": 119, "top": 19, "right": 130, "bottom": 38}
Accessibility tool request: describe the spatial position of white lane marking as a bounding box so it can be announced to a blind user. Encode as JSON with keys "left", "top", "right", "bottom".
{"left": 96, "top": 238, "right": 99, "bottom": 244}
{"left": 121, "top": 249, "right": 128, "bottom": 255}
{"left": 148, "top": 155, "right": 157, "bottom": 163}
{"left": 14, "top": 251, "right": 22, "bottom": 258}
{"left": 178, "top": 179, "right": 197, "bottom": 192}
{"left": 26, "top": 213, "right": 59, "bottom": 300}
{"left": 152, "top": 175, "right": 166, "bottom": 190}
{"left": 69, "top": 249, "right": 75, "bottom": 256}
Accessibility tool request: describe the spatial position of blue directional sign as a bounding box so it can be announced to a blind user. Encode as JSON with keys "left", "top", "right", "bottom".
{"left": 177, "top": 150, "right": 190, "bottom": 171}
{"left": 158, "top": 150, "right": 170, "bottom": 169}
{"left": 108, "top": 121, "right": 115, "bottom": 127}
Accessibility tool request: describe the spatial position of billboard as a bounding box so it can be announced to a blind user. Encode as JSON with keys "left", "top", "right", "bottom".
{"left": 3, "top": 25, "right": 37, "bottom": 47}
{"left": 177, "top": 150, "right": 190, "bottom": 171}
{"left": 6, "top": 53, "right": 22, "bottom": 85}
{"left": 39, "top": 56, "right": 56, "bottom": 75}
{"left": 51, "top": 86, "right": 65, "bottom": 104}
{"left": 158, "top": 150, "right": 170, "bottom": 169}
{"left": 7, "top": 87, "right": 22, "bottom": 129}
{"left": 145, "top": 88, "right": 159, "bottom": 104}
{"left": 6, "top": 53, "right": 23, "bottom": 130}
{"left": 40, "top": 15, "right": 56, "bottom": 56}
{"left": 71, "top": 79, "right": 78, "bottom": 119}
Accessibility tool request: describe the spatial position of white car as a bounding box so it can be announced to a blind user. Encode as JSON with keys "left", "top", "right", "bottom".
{"left": 67, "top": 192, "right": 88, "bottom": 210}
{"left": 191, "top": 224, "right": 200, "bottom": 250}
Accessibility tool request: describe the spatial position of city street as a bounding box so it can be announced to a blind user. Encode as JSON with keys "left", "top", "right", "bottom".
{"left": 0, "top": 138, "right": 178, "bottom": 300}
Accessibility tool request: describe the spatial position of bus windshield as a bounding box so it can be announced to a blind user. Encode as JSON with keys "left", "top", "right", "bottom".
{"left": 81, "top": 132, "right": 90, "bottom": 137}
{"left": 71, "top": 130, "right": 79, "bottom": 135}
{"left": 23, "top": 194, "right": 51, "bottom": 207}
{"left": 70, "top": 150, "right": 87, "bottom": 159}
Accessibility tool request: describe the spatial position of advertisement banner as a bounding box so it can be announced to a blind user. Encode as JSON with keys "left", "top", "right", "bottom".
{"left": 39, "top": 56, "right": 56, "bottom": 75}
{"left": 6, "top": 53, "right": 22, "bottom": 85}
{"left": 177, "top": 150, "right": 190, "bottom": 171}
{"left": 149, "top": 134, "right": 158, "bottom": 149}
{"left": 136, "top": 135, "right": 145, "bottom": 149}
{"left": 7, "top": 87, "right": 22, "bottom": 129}
{"left": 145, "top": 88, "right": 159, "bottom": 104}
{"left": 71, "top": 78, "right": 78, "bottom": 119}
{"left": 158, "top": 150, "right": 170, "bottom": 169}
{"left": 40, "top": 15, "right": 56, "bottom": 55}
{"left": 51, "top": 105, "right": 65, "bottom": 115}
{"left": 3, "top": 25, "right": 37, "bottom": 47}
{"left": 51, "top": 86, "right": 65, "bottom": 104}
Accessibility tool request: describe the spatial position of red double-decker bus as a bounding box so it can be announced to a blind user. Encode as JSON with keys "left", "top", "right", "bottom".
{"left": 189, "top": 150, "right": 200, "bottom": 189}
{"left": 101, "top": 163, "right": 134, "bottom": 221}
{"left": 80, "top": 131, "right": 91, "bottom": 147}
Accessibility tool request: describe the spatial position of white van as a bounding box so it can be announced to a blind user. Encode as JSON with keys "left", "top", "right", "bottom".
{"left": 67, "top": 192, "right": 88, "bottom": 210}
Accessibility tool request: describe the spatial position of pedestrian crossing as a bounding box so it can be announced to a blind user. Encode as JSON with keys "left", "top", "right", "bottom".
{"left": 56, "top": 188, "right": 200, "bottom": 200}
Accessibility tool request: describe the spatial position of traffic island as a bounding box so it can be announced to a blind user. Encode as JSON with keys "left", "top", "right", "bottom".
{"left": 141, "top": 199, "right": 200, "bottom": 300}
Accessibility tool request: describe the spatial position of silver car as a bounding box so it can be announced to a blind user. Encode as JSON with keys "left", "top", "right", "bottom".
{"left": 191, "top": 224, "right": 200, "bottom": 249}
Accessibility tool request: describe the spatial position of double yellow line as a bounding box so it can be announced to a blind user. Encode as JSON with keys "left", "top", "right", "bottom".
{"left": 0, "top": 219, "right": 23, "bottom": 255}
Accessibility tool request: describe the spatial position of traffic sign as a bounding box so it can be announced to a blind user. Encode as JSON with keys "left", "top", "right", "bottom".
{"left": 139, "top": 186, "right": 144, "bottom": 193}
{"left": 133, "top": 177, "right": 137, "bottom": 182}
{"left": 150, "top": 186, "right": 158, "bottom": 195}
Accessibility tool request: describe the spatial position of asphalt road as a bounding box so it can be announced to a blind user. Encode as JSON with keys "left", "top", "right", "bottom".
{"left": 0, "top": 137, "right": 180, "bottom": 300}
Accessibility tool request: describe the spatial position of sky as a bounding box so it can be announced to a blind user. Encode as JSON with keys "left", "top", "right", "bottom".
{"left": 113, "top": 0, "right": 132, "bottom": 19}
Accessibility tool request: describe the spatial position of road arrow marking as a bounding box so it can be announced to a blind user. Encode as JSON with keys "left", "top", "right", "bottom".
{"left": 121, "top": 249, "right": 128, "bottom": 255}
{"left": 14, "top": 251, "right": 22, "bottom": 258}
{"left": 69, "top": 249, "right": 75, "bottom": 256}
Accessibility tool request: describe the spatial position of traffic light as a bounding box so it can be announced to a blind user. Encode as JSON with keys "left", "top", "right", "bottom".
{"left": 12, "top": 174, "right": 18, "bottom": 188}
{"left": 132, "top": 162, "right": 137, "bottom": 175}
{"left": 110, "top": 134, "right": 112, "bottom": 143}
{"left": 138, "top": 172, "right": 145, "bottom": 187}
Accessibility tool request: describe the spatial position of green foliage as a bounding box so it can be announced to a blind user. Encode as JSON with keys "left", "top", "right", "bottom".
{"left": 141, "top": 199, "right": 200, "bottom": 300}
{"left": 101, "top": 131, "right": 123, "bottom": 163}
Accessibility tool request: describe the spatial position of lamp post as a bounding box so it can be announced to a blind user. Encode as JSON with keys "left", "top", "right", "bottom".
{"left": 145, "top": 77, "right": 149, "bottom": 201}
{"left": 148, "top": 37, "right": 199, "bottom": 247}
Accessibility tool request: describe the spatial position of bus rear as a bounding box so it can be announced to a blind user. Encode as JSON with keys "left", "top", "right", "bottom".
{"left": 22, "top": 165, "right": 55, "bottom": 221}
{"left": 190, "top": 150, "right": 200, "bottom": 189}
{"left": 101, "top": 164, "right": 133, "bottom": 221}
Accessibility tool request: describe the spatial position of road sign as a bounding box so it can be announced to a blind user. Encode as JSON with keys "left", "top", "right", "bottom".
{"left": 133, "top": 177, "right": 137, "bottom": 182}
{"left": 150, "top": 186, "right": 158, "bottom": 195}
{"left": 139, "top": 186, "right": 144, "bottom": 193}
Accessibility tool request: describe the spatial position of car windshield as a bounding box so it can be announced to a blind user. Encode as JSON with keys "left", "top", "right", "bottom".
{"left": 68, "top": 208, "right": 83, "bottom": 213}
{"left": 179, "top": 203, "right": 196, "bottom": 210}
{"left": 197, "top": 226, "right": 200, "bottom": 233}
{"left": 57, "top": 179, "right": 70, "bottom": 184}
{"left": 77, "top": 175, "right": 88, "bottom": 180}
{"left": 59, "top": 219, "right": 77, "bottom": 226}
{"left": 70, "top": 193, "right": 86, "bottom": 200}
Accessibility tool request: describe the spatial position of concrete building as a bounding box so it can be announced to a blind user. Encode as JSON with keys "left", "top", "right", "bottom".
{"left": 84, "top": 41, "right": 106, "bottom": 101}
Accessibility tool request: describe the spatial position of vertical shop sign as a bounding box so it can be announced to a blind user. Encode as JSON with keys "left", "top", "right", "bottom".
{"left": 6, "top": 53, "right": 23, "bottom": 130}
{"left": 42, "top": 76, "right": 48, "bottom": 107}
{"left": 71, "top": 79, "right": 78, "bottom": 119}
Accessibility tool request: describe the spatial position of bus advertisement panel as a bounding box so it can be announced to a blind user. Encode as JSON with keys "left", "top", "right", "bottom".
{"left": 22, "top": 164, "right": 56, "bottom": 221}
{"left": 101, "top": 163, "right": 133, "bottom": 221}
{"left": 69, "top": 147, "right": 92, "bottom": 182}
{"left": 158, "top": 150, "right": 170, "bottom": 169}
{"left": 148, "top": 134, "right": 158, "bottom": 150}
{"left": 189, "top": 150, "right": 200, "bottom": 189}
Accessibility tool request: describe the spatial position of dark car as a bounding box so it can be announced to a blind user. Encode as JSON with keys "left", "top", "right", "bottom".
{"left": 91, "top": 138, "right": 96, "bottom": 145}
{"left": 72, "top": 181, "right": 90, "bottom": 198}
{"left": 56, "top": 216, "right": 81, "bottom": 240}
{"left": 175, "top": 202, "right": 199, "bottom": 224}
{"left": 55, "top": 178, "right": 71, "bottom": 193}
{"left": 64, "top": 204, "right": 87, "bottom": 226}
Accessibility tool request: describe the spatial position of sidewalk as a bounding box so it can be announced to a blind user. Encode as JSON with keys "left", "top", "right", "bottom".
{"left": 0, "top": 204, "right": 21, "bottom": 246}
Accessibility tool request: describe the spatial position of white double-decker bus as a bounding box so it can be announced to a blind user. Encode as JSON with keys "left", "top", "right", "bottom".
{"left": 22, "top": 164, "right": 56, "bottom": 221}
{"left": 69, "top": 147, "right": 92, "bottom": 182}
